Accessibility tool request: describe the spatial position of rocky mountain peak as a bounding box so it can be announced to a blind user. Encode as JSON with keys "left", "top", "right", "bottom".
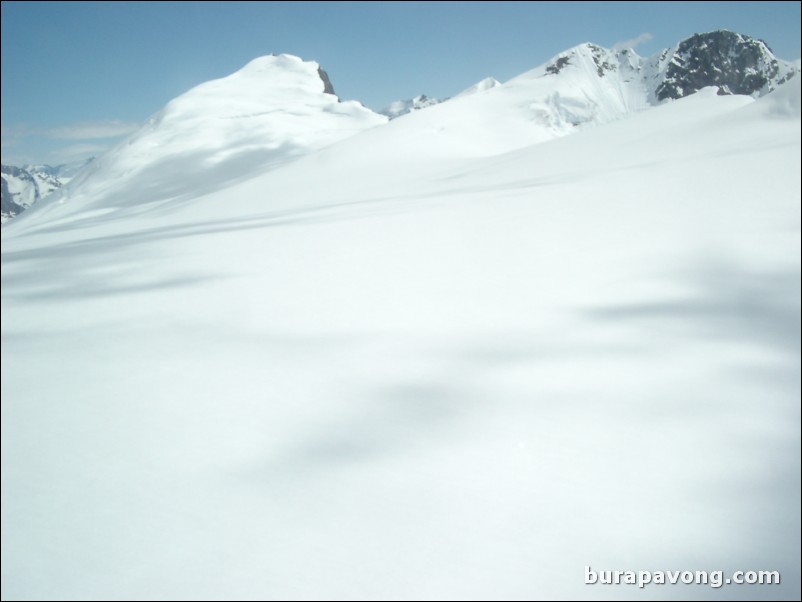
{"left": 317, "top": 66, "right": 336, "bottom": 95}
{"left": 655, "top": 30, "right": 797, "bottom": 100}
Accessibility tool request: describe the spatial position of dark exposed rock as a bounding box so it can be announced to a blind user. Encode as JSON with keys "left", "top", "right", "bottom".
{"left": 546, "top": 56, "right": 570, "bottom": 75}
{"left": 1, "top": 177, "right": 26, "bottom": 219}
{"left": 317, "top": 67, "right": 336, "bottom": 96}
{"left": 655, "top": 31, "right": 791, "bottom": 100}
{"left": 588, "top": 44, "right": 617, "bottom": 77}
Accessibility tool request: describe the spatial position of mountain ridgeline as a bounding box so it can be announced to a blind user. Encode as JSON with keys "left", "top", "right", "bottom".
{"left": 388, "top": 30, "right": 796, "bottom": 117}
{"left": 2, "top": 30, "right": 797, "bottom": 225}
{"left": 538, "top": 30, "right": 795, "bottom": 103}
{"left": 0, "top": 163, "right": 85, "bottom": 223}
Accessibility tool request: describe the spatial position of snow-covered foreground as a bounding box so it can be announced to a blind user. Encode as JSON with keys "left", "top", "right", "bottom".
{"left": 2, "top": 73, "right": 800, "bottom": 599}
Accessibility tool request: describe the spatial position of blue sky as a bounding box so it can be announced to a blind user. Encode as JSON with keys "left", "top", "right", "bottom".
{"left": 2, "top": 1, "right": 800, "bottom": 166}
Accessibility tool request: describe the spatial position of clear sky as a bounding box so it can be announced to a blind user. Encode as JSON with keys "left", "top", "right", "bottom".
{"left": 2, "top": 1, "right": 800, "bottom": 166}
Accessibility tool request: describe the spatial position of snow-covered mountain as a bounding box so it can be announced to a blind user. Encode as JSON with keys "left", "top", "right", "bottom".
{"left": 381, "top": 78, "right": 503, "bottom": 119}
{"left": 539, "top": 30, "right": 796, "bottom": 104}
{"left": 2, "top": 31, "right": 800, "bottom": 601}
{"left": 454, "top": 76, "right": 501, "bottom": 97}
{"left": 379, "top": 78, "right": 501, "bottom": 119}
{"left": 380, "top": 93, "right": 442, "bottom": 118}
{"left": 654, "top": 30, "right": 797, "bottom": 99}
{"left": 368, "top": 31, "right": 798, "bottom": 162}
{"left": 379, "top": 30, "right": 794, "bottom": 124}
{"left": 1, "top": 165, "right": 54, "bottom": 223}
{"left": 1, "top": 164, "right": 64, "bottom": 222}
{"left": 10, "top": 31, "right": 797, "bottom": 229}
{"left": 30, "top": 54, "right": 386, "bottom": 225}
{"left": 1, "top": 159, "right": 94, "bottom": 223}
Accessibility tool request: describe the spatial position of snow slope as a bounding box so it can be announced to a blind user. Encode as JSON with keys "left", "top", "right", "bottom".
{"left": 24, "top": 54, "right": 385, "bottom": 225}
{"left": 2, "top": 54, "right": 800, "bottom": 602}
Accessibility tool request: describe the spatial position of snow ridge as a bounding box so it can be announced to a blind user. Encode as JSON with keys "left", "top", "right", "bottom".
{"left": 25, "top": 54, "right": 386, "bottom": 225}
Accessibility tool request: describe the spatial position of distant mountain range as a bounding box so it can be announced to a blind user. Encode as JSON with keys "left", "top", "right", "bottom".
{"left": 380, "top": 78, "right": 503, "bottom": 119}
{"left": 1, "top": 159, "right": 93, "bottom": 223}
{"left": 380, "top": 94, "right": 443, "bottom": 119}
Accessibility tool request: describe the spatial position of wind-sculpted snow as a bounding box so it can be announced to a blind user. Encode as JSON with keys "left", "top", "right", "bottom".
{"left": 2, "top": 42, "right": 800, "bottom": 601}
{"left": 13, "top": 54, "right": 385, "bottom": 227}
